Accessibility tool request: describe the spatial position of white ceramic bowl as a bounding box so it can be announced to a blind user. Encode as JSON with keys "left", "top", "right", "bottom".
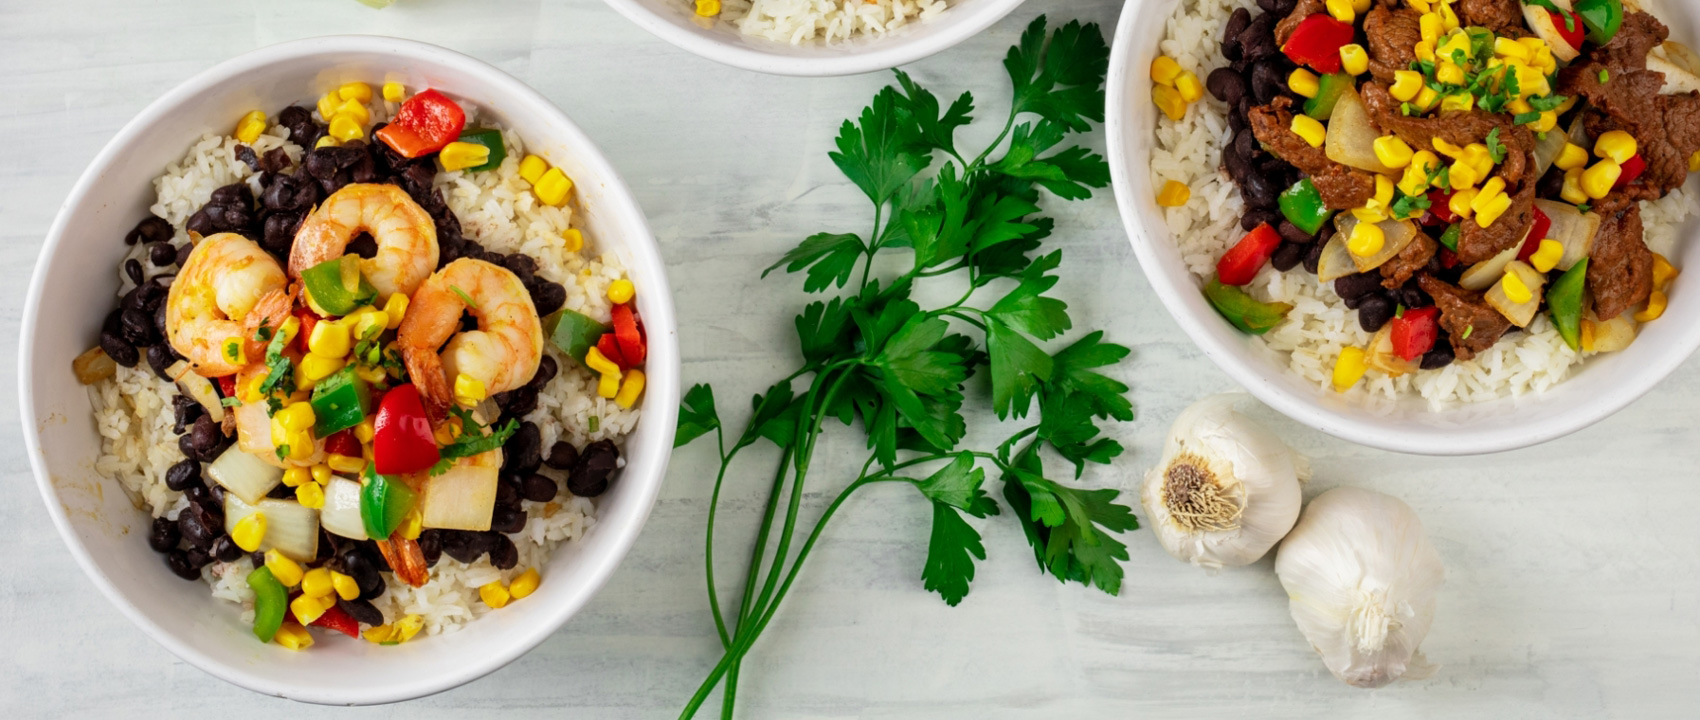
{"left": 600, "top": 0, "right": 1026, "bottom": 76}
{"left": 20, "top": 36, "right": 678, "bottom": 704}
{"left": 1106, "top": 0, "right": 1700, "bottom": 455}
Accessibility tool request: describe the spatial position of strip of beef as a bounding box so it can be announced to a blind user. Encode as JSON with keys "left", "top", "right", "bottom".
{"left": 1274, "top": 0, "right": 1324, "bottom": 46}
{"left": 1455, "top": 0, "right": 1523, "bottom": 36}
{"left": 1360, "top": 83, "right": 1532, "bottom": 185}
{"left": 1559, "top": 17, "right": 1700, "bottom": 199}
{"left": 1457, "top": 168, "right": 1537, "bottom": 265}
{"left": 1418, "top": 274, "right": 1513, "bottom": 361}
{"left": 1364, "top": 6, "right": 1422, "bottom": 85}
{"left": 1248, "top": 97, "right": 1377, "bottom": 209}
{"left": 1380, "top": 228, "right": 1438, "bottom": 289}
{"left": 1586, "top": 201, "right": 1653, "bottom": 321}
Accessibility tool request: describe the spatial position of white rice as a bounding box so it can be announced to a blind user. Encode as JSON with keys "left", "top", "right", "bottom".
{"left": 89, "top": 101, "right": 641, "bottom": 637}
{"left": 1149, "top": 0, "right": 1697, "bottom": 409}
{"left": 708, "top": 0, "right": 949, "bottom": 45}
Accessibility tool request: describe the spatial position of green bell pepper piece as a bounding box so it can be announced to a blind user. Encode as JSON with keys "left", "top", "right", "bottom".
{"left": 456, "top": 128, "right": 507, "bottom": 173}
{"left": 544, "top": 308, "right": 609, "bottom": 364}
{"left": 360, "top": 467, "right": 417, "bottom": 541}
{"left": 246, "top": 566, "right": 287, "bottom": 643}
{"left": 1437, "top": 223, "right": 1460, "bottom": 251}
{"left": 1574, "top": 0, "right": 1622, "bottom": 46}
{"left": 1303, "top": 73, "right": 1354, "bottom": 120}
{"left": 1278, "top": 178, "right": 1335, "bottom": 235}
{"left": 1204, "top": 277, "right": 1293, "bottom": 335}
{"left": 1549, "top": 258, "right": 1589, "bottom": 351}
{"left": 302, "top": 256, "right": 377, "bottom": 316}
{"left": 310, "top": 364, "right": 372, "bottom": 436}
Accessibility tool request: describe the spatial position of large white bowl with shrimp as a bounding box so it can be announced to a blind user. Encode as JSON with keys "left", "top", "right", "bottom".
{"left": 1106, "top": 0, "right": 1700, "bottom": 455}
{"left": 20, "top": 36, "right": 678, "bottom": 704}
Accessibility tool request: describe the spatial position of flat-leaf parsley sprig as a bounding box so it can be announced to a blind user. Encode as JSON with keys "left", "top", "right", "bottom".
{"left": 675, "top": 16, "right": 1136, "bottom": 718}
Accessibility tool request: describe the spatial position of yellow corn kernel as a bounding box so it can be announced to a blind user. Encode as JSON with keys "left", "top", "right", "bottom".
{"left": 351, "top": 311, "right": 388, "bottom": 342}
{"left": 1555, "top": 143, "right": 1589, "bottom": 172}
{"left": 480, "top": 581, "right": 511, "bottom": 609}
{"left": 363, "top": 624, "right": 396, "bottom": 644}
{"left": 1450, "top": 188, "right": 1477, "bottom": 219}
{"left": 1408, "top": 0, "right": 1431, "bottom": 12}
{"left": 307, "top": 320, "right": 352, "bottom": 359}
{"left": 276, "top": 402, "right": 314, "bottom": 433}
{"left": 1561, "top": 167, "right": 1588, "bottom": 204}
{"left": 453, "top": 373, "right": 487, "bottom": 407}
{"left": 1291, "top": 115, "right": 1326, "bottom": 148}
{"left": 271, "top": 416, "right": 290, "bottom": 448}
{"left": 399, "top": 506, "right": 423, "bottom": 541}
{"left": 1288, "top": 69, "right": 1321, "bottom": 99}
{"left": 355, "top": 417, "right": 377, "bottom": 444}
{"left": 439, "top": 141, "right": 492, "bottom": 172}
{"left": 561, "top": 228, "right": 585, "bottom": 253}
{"left": 266, "top": 549, "right": 304, "bottom": 587}
{"left": 1500, "top": 269, "right": 1533, "bottom": 304}
{"left": 1373, "top": 136, "right": 1415, "bottom": 169}
{"left": 1340, "top": 44, "right": 1369, "bottom": 76}
{"left": 275, "top": 315, "right": 301, "bottom": 348}
{"left": 287, "top": 430, "right": 314, "bottom": 462}
{"left": 317, "top": 92, "right": 339, "bottom": 120}
{"left": 1326, "top": 0, "right": 1355, "bottom": 22}
{"left": 328, "top": 113, "right": 364, "bottom": 142}
{"left": 274, "top": 622, "right": 314, "bottom": 651}
{"left": 1516, "top": 64, "right": 1550, "bottom": 97}
{"left": 1152, "top": 84, "right": 1186, "bottom": 122}
{"left": 1332, "top": 347, "right": 1368, "bottom": 392}
{"left": 1493, "top": 36, "right": 1530, "bottom": 62}
{"left": 1519, "top": 36, "right": 1549, "bottom": 56}
{"left": 1464, "top": 144, "right": 1494, "bottom": 179}
{"left": 1419, "top": 13, "right": 1441, "bottom": 43}
{"left": 1438, "top": 31, "right": 1471, "bottom": 61}
{"left": 1435, "top": 61, "right": 1465, "bottom": 86}
{"left": 518, "top": 155, "right": 549, "bottom": 185}
{"left": 1390, "top": 70, "right": 1423, "bottom": 102}
{"left": 1440, "top": 1, "right": 1460, "bottom": 31}
{"left": 616, "top": 368, "right": 646, "bottom": 409}
{"left": 335, "top": 98, "right": 370, "bottom": 126}
{"left": 434, "top": 416, "right": 461, "bottom": 445}
{"left": 1581, "top": 160, "right": 1622, "bottom": 200}
{"left": 298, "top": 353, "right": 344, "bottom": 385}
{"left": 1430, "top": 137, "right": 1464, "bottom": 160}
{"left": 1449, "top": 159, "right": 1480, "bottom": 191}
{"left": 1593, "top": 130, "right": 1638, "bottom": 164}
{"left": 1150, "top": 56, "right": 1184, "bottom": 87}
{"left": 1351, "top": 0, "right": 1370, "bottom": 12}
{"left": 1472, "top": 177, "right": 1507, "bottom": 212}
{"left": 1506, "top": 98, "right": 1533, "bottom": 116}
{"left": 295, "top": 480, "right": 324, "bottom": 509}
{"left": 694, "top": 0, "right": 720, "bottom": 16}
{"left": 310, "top": 463, "right": 332, "bottom": 486}
{"left": 1636, "top": 291, "right": 1668, "bottom": 322}
{"left": 508, "top": 568, "right": 541, "bottom": 600}
{"left": 234, "top": 110, "right": 267, "bottom": 145}
{"left": 1156, "top": 180, "right": 1192, "bottom": 207}
{"left": 1347, "top": 221, "right": 1386, "bottom": 258}
{"left": 603, "top": 280, "right": 635, "bottom": 306}
{"left": 1373, "top": 174, "right": 1394, "bottom": 207}
{"left": 1413, "top": 86, "right": 1441, "bottom": 112}
{"left": 282, "top": 466, "right": 310, "bottom": 488}
{"left": 231, "top": 512, "right": 267, "bottom": 553}
{"left": 1415, "top": 40, "right": 1436, "bottom": 64}
{"left": 1174, "top": 71, "right": 1204, "bottom": 103}
{"left": 301, "top": 567, "right": 335, "bottom": 599}
{"left": 337, "top": 82, "right": 372, "bottom": 103}
{"left": 1399, "top": 150, "right": 1441, "bottom": 196}
{"left": 331, "top": 571, "right": 360, "bottom": 601}
{"left": 327, "top": 453, "right": 365, "bottom": 475}
{"left": 393, "top": 615, "right": 423, "bottom": 642}
{"left": 315, "top": 134, "right": 343, "bottom": 150}
{"left": 1690, "top": 151, "right": 1700, "bottom": 173}
{"left": 533, "top": 167, "right": 574, "bottom": 207}
{"left": 1530, "top": 239, "right": 1565, "bottom": 273}
{"left": 1474, "top": 192, "right": 1513, "bottom": 228}
{"left": 1438, "top": 92, "right": 1475, "bottom": 113}
{"left": 585, "top": 346, "right": 621, "bottom": 377}
{"left": 221, "top": 337, "right": 246, "bottom": 366}
{"left": 1351, "top": 204, "right": 1389, "bottom": 224}
{"left": 243, "top": 374, "right": 266, "bottom": 404}
{"left": 290, "top": 594, "right": 329, "bottom": 625}
{"left": 371, "top": 296, "right": 404, "bottom": 333}
{"left": 1581, "top": 318, "right": 1597, "bottom": 352}
{"left": 1529, "top": 111, "right": 1559, "bottom": 134}
{"left": 1652, "top": 253, "right": 1678, "bottom": 289}
{"left": 382, "top": 81, "right": 405, "bottom": 103}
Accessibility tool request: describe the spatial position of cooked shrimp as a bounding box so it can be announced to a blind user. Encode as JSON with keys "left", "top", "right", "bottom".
{"left": 166, "top": 233, "right": 294, "bottom": 377}
{"left": 397, "top": 258, "right": 543, "bottom": 419}
{"left": 289, "top": 183, "right": 438, "bottom": 301}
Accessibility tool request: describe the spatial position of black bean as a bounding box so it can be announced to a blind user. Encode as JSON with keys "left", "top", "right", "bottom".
{"left": 164, "top": 459, "right": 202, "bottom": 492}
{"left": 1222, "top": 7, "right": 1251, "bottom": 60}
{"left": 1536, "top": 166, "right": 1566, "bottom": 199}
{"left": 1251, "top": 59, "right": 1285, "bottom": 105}
{"left": 124, "top": 258, "right": 145, "bottom": 286}
{"left": 1334, "top": 272, "right": 1384, "bottom": 301}
{"left": 177, "top": 434, "right": 199, "bottom": 461}
{"left": 126, "top": 216, "right": 174, "bottom": 246}
{"left": 260, "top": 147, "right": 292, "bottom": 175}
{"left": 1229, "top": 104, "right": 1250, "bottom": 134}
{"left": 1258, "top": 0, "right": 1297, "bottom": 14}
{"left": 569, "top": 439, "right": 619, "bottom": 497}
{"left": 1241, "top": 207, "right": 1280, "bottom": 232}
{"left": 1343, "top": 291, "right": 1369, "bottom": 310}
{"left": 188, "top": 415, "right": 223, "bottom": 462}
{"left": 119, "top": 308, "right": 154, "bottom": 346}
{"left": 1206, "top": 67, "right": 1247, "bottom": 106}
{"left": 148, "top": 516, "right": 180, "bottom": 553}
{"left": 497, "top": 386, "right": 538, "bottom": 418}
{"left": 278, "top": 105, "right": 323, "bottom": 148}
{"left": 153, "top": 300, "right": 171, "bottom": 339}
{"left": 261, "top": 172, "right": 318, "bottom": 212}
{"left": 1394, "top": 280, "right": 1430, "bottom": 310}
{"left": 1241, "top": 172, "right": 1279, "bottom": 210}
{"left": 528, "top": 355, "right": 558, "bottom": 392}
{"left": 177, "top": 505, "right": 220, "bottom": 550}
{"left": 337, "top": 597, "right": 385, "bottom": 626}
{"left": 487, "top": 533, "right": 518, "bottom": 570}
{"left": 166, "top": 550, "right": 201, "bottom": 580}
{"left": 519, "top": 473, "right": 558, "bottom": 503}
{"left": 438, "top": 530, "right": 484, "bottom": 564}
{"left": 250, "top": 550, "right": 267, "bottom": 567}
{"left": 184, "top": 547, "right": 214, "bottom": 570}
{"left": 417, "top": 530, "right": 443, "bottom": 568}
{"left": 261, "top": 212, "right": 302, "bottom": 258}
{"left": 1302, "top": 242, "right": 1324, "bottom": 274}
{"left": 494, "top": 480, "right": 521, "bottom": 511}
{"left": 527, "top": 280, "right": 567, "bottom": 317}
{"left": 1270, "top": 242, "right": 1307, "bottom": 272}
{"left": 211, "top": 535, "right": 244, "bottom": 562}
{"left": 1231, "top": 128, "right": 1259, "bottom": 165}
{"left": 1358, "top": 295, "right": 1395, "bottom": 332}
{"left": 1239, "top": 12, "right": 1280, "bottom": 61}
{"left": 267, "top": 482, "right": 297, "bottom": 499}
{"left": 500, "top": 253, "right": 538, "bottom": 284}
{"left": 490, "top": 508, "right": 527, "bottom": 534}
{"left": 175, "top": 242, "right": 193, "bottom": 266}
{"left": 145, "top": 344, "right": 174, "bottom": 380}
{"left": 1420, "top": 339, "right": 1456, "bottom": 369}
{"left": 340, "top": 548, "right": 387, "bottom": 600}
{"left": 1275, "top": 220, "right": 1311, "bottom": 244}
{"left": 501, "top": 422, "right": 543, "bottom": 476}
{"left": 1223, "top": 143, "right": 1254, "bottom": 187}
{"left": 100, "top": 331, "right": 139, "bottom": 368}
{"left": 544, "top": 441, "right": 579, "bottom": 471}
{"left": 172, "top": 395, "right": 202, "bottom": 434}
{"left": 147, "top": 241, "right": 177, "bottom": 267}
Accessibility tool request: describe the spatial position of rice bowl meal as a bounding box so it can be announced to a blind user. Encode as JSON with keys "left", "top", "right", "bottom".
{"left": 72, "top": 78, "right": 654, "bottom": 650}
{"left": 689, "top": 0, "right": 949, "bottom": 45}
{"left": 1145, "top": 0, "right": 1699, "bottom": 408}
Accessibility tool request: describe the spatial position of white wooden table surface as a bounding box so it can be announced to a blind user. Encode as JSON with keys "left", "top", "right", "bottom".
{"left": 4, "top": 0, "right": 1698, "bottom": 717}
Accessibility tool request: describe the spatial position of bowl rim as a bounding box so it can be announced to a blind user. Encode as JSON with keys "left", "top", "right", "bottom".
{"left": 597, "top": 0, "right": 1028, "bottom": 77}
{"left": 1103, "top": 0, "right": 1700, "bottom": 456}
{"left": 19, "top": 34, "right": 678, "bottom": 704}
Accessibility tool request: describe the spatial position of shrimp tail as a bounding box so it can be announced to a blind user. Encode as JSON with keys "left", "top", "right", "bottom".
{"left": 375, "top": 536, "right": 430, "bottom": 588}
{"left": 402, "top": 345, "right": 454, "bottom": 424}
{"left": 240, "top": 285, "right": 299, "bottom": 361}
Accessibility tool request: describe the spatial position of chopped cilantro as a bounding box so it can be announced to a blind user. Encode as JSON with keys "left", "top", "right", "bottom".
{"left": 1401, "top": 102, "right": 1417, "bottom": 116}
{"left": 1485, "top": 128, "right": 1507, "bottom": 164}
{"left": 1391, "top": 191, "right": 1432, "bottom": 220}
{"left": 1530, "top": 94, "right": 1567, "bottom": 112}
{"left": 220, "top": 396, "right": 243, "bottom": 408}
{"left": 1512, "top": 111, "right": 1541, "bottom": 126}
{"left": 275, "top": 444, "right": 290, "bottom": 460}
{"left": 1599, "top": 69, "right": 1610, "bottom": 84}
{"left": 427, "top": 415, "right": 520, "bottom": 476}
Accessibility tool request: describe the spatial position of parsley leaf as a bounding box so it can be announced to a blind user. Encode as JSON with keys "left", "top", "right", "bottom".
{"left": 893, "top": 70, "right": 974, "bottom": 159}
{"left": 913, "top": 454, "right": 999, "bottom": 605}
{"left": 675, "top": 383, "right": 720, "bottom": 448}
{"left": 764, "top": 232, "right": 866, "bottom": 293}
{"left": 989, "top": 121, "right": 1111, "bottom": 200}
{"left": 1005, "top": 17, "right": 1110, "bottom": 132}
{"left": 1001, "top": 452, "right": 1137, "bottom": 595}
{"left": 829, "top": 85, "right": 930, "bottom": 206}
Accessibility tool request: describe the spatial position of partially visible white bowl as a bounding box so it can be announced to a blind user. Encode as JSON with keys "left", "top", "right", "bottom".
{"left": 20, "top": 36, "right": 678, "bottom": 704}
{"left": 601, "top": 0, "right": 1026, "bottom": 76}
{"left": 1106, "top": 0, "right": 1700, "bottom": 455}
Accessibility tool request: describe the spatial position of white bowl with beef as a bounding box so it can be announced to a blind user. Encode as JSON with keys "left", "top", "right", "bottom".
{"left": 600, "top": 0, "right": 1026, "bottom": 76}
{"left": 1107, "top": 0, "right": 1700, "bottom": 455}
{"left": 20, "top": 36, "right": 678, "bottom": 703}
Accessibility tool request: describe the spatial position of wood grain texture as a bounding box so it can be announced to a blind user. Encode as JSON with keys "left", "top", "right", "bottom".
{"left": 2, "top": 0, "right": 1697, "bottom": 716}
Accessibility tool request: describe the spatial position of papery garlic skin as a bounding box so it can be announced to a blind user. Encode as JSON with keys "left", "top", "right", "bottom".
{"left": 1140, "top": 395, "right": 1302, "bottom": 570}
{"left": 1275, "top": 487, "right": 1445, "bottom": 689}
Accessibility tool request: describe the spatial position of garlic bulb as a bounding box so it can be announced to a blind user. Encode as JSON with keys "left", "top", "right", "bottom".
{"left": 1275, "top": 487, "right": 1445, "bottom": 688}
{"left": 1140, "top": 395, "right": 1303, "bottom": 570}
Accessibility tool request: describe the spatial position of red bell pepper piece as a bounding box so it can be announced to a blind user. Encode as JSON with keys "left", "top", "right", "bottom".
{"left": 371, "top": 383, "right": 439, "bottom": 475}
{"left": 1390, "top": 306, "right": 1441, "bottom": 361}
{"left": 1426, "top": 190, "right": 1457, "bottom": 224}
{"left": 611, "top": 303, "right": 645, "bottom": 367}
{"left": 1282, "top": 15, "right": 1355, "bottom": 74}
{"left": 1517, "top": 206, "right": 1552, "bottom": 262}
{"left": 311, "top": 603, "right": 362, "bottom": 638}
{"left": 296, "top": 310, "right": 319, "bottom": 356}
{"left": 596, "top": 333, "right": 627, "bottom": 369}
{"left": 1615, "top": 154, "right": 1646, "bottom": 189}
{"left": 324, "top": 428, "right": 362, "bottom": 459}
{"left": 374, "top": 89, "right": 466, "bottom": 159}
{"left": 1216, "top": 223, "right": 1283, "bottom": 286}
{"left": 1549, "top": 9, "right": 1586, "bottom": 51}
{"left": 217, "top": 375, "right": 237, "bottom": 398}
{"left": 1438, "top": 247, "right": 1460, "bottom": 269}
